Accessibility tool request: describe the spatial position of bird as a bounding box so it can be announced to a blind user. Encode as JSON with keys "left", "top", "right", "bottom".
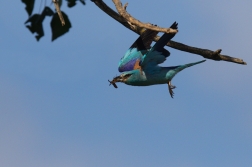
{"left": 109, "top": 22, "right": 205, "bottom": 98}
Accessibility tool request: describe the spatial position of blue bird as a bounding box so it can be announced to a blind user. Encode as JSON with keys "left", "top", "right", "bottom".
{"left": 109, "top": 22, "right": 205, "bottom": 98}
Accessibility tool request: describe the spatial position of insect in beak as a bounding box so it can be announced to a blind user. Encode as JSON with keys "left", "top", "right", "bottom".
{"left": 108, "top": 73, "right": 132, "bottom": 88}
{"left": 108, "top": 80, "right": 118, "bottom": 88}
{"left": 108, "top": 75, "right": 122, "bottom": 88}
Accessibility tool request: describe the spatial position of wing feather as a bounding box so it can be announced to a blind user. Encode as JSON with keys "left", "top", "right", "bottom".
{"left": 140, "top": 22, "right": 178, "bottom": 68}
{"left": 118, "top": 28, "right": 158, "bottom": 72}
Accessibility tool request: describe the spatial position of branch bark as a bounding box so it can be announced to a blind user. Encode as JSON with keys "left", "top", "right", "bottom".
{"left": 52, "top": 0, "right": 65, "bottom": 26}
{"left": 112, "top": 0, "right": 178, "bottom": 34}
{"left": 92, "top": 0, "right": 247, "bottom": 65}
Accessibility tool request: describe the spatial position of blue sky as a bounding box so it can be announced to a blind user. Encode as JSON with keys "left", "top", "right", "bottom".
{"left": 0, "top": 0, "right": 252, "bottom": 167}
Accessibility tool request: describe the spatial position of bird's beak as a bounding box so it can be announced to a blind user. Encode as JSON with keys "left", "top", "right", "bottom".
{"left": 108, "top": 74, "right": 132, "bottom": 88}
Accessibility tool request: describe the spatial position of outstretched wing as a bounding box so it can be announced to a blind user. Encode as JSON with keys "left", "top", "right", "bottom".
{"left": 140, "top": 22, "right": 178, "bottom": 68}
{"left": 118, "top": 28, "right": 158, "bottom": 72}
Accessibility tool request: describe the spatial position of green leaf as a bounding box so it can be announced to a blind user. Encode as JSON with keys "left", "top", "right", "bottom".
{"left": 79, "top": 0, "right": 86, "bottom": 5}
{"left": 66, "top": 0, "right": 85, "bottom": 8}
{"left": 50, "top": 12, "right": 72, "bottom": 41}
{"left": 21, "top": 0, "right": 35, "bottom": 16}
{"left": 25, "top": 6, "right": 54, "bottom": 41}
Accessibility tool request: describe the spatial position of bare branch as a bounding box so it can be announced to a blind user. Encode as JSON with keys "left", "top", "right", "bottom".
{"left": 165, "top": 40, "right": 247, "bottom": 65}
{"left": 91, "top": 0, "right": 247, "bottom": 65}
{"left": 112, "top": 0, "right": 178, "bottom": 34}
{"left": 52, "top": 0, "right": 65, "bottom": 26}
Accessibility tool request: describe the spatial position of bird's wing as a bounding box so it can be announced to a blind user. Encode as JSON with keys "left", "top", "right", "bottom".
{"left": 130, "top": 28, "right": 158, "bottom": 50}
{"left": 140, "top": 22, "right": 178, "bottom": 68}
{"left": 118, "top": 28, "right": 158, "bottom": 72}
{"left": 118, "top": 48, "right": 144, "bottom": 72}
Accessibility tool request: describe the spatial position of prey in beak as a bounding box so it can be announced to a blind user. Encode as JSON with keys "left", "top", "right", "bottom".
{"left": 108, "top": 76, "right": 120, "bottom": 88}
{"left": 108, "top": 73, "right": 132, "bottom": 88}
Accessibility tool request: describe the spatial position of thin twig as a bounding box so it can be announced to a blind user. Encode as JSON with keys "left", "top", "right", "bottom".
{"left": 52, "top": 0, "right": 65, "bottom": 26}
{"left": 92, "top": 0, "right": 246, "bottom": 65}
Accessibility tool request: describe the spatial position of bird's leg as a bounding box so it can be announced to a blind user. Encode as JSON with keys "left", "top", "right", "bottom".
{"left": 168, "top": 81, "right": 176, "bottom": 98}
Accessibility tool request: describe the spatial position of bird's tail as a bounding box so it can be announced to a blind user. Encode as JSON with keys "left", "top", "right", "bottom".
{"left": 167, "top": 60, "right": 206, "bottom": 79}
{"left": 178, "top": 60, "right": 206, "bottom": 70}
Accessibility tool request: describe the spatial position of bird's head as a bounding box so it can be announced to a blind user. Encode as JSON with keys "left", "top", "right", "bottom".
{"left": 108, "top": 72, "right": 133, "bottom": 88}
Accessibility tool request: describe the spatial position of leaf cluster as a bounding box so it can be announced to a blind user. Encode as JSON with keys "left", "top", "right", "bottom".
{"left": 21, "top": 0, "right": 85, "bottom": 41}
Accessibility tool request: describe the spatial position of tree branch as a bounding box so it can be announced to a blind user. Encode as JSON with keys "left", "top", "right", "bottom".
{"left": 52, "top": 0, "right": 65, "bottom": 26}
{"left": 112, "top": 0, "right": 178, "bottom": 34}
{"left": 165, "top": 40, "right": 247, "bottom": 64}
{"left": 91, "top": 0, "right": 247, "bottom": 65}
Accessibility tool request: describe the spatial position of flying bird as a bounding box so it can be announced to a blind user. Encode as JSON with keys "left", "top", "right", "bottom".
{"left": 109, "top": 22, "right": 205, "bottom": 98}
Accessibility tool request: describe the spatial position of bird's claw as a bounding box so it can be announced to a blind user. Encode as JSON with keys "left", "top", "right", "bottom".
{"left": 168, "top": 87, "right": 175, "bottom": 98}
{"left": 168, "top": 81, "right": 176, "bottom": 98}
{"left": 170, "top": 85, "right": 176, "bottom": 89}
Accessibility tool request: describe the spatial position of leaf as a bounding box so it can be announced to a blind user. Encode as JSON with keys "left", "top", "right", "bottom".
{"left": 25, "top": 7, "right": 54, "bottom": 41}
{"left": 50, "top": 12, "right": 72, "bottom": 41}
{"left": 21, "top": 0, "right": 35, "bottom": 16}
{"left": 66, "top": 0, "right": 85, "bottom": 8}
{"left": 66, "top": 0, "right": 76, "bottom": 8}
{"left": 79, "top": 0, "right": 86, "bottom": 5}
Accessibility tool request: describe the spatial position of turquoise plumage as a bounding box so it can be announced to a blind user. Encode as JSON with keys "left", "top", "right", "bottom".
{"left": 109, "top": 22, "right": 205, "bottom": 98}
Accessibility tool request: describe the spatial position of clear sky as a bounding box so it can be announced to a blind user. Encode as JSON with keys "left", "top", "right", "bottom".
{"left": 0, "top": 0, "right": 252, "bottom": 167}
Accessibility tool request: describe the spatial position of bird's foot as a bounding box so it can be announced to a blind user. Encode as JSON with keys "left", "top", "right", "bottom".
{"left": 168, "top": 81, "right": 176, "bottom": 98}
